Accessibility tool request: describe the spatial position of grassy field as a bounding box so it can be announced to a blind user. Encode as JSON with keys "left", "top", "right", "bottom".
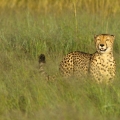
{"left": 0, "top": 1, "right": 120, "bottom": 119}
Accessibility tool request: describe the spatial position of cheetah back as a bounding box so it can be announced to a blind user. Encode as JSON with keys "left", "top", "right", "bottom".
{"left": 59, "top": 51, "right": 91, "bottom": 77}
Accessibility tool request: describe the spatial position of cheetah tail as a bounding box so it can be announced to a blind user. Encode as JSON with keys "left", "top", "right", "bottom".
{"left": 39, "top": 54, "right": 46, "bottom": 64}
{"left": 38, "top": 54, "right": 46, "bottom": 76}
{"left": 38, "top": 54, "right": 55, "bottom": 81}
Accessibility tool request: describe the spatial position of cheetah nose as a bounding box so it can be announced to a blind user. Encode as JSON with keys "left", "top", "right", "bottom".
{"left": 100, "top": 44, "right": 104, "bottom": 47}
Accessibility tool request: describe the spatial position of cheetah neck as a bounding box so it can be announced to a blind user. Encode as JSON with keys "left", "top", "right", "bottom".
{"left": 97, "top": 51, "right": 113, "bottom": 57}
{"left": 93, "top": 51, "right": 114, "bottom": 63}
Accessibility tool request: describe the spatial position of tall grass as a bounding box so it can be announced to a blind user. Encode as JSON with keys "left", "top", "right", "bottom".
{"left": 0, "top": 0, "right": 120, "bottom": 16}
{"left": 0, "top": 1, "right": 120, "bottom": 119}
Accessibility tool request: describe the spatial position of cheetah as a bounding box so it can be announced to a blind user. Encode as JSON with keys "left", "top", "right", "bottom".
{"left": 59, "top": 34, "right": 116, "bottom": 83}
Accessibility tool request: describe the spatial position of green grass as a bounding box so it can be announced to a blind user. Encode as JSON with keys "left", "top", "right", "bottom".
{"left": 0, "top": 10, "right": 120, "bottom": 120}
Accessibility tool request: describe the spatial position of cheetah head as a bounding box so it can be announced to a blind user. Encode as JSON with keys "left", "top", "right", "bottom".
{"left": 94, "top": 34, "right": 115, "bottom": 54}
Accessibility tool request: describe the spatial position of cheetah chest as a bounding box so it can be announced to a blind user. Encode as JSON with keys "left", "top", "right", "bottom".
{"left": 90, "top": 53, "right": 116, "bottom": 82}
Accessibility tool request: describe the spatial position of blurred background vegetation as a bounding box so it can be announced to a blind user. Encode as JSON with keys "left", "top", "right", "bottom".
{"left": 0, "top": 0, "right": 120, "bottom": 120}
{"left": 0, "top": 0, "right": 120, "bottom": 15}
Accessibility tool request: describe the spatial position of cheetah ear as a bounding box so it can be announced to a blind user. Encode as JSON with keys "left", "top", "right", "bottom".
{"left": 94, "top": 35, "right": 98, "bottom": 39}
{"left": 111, "top": 35, "right": 115, "bottom": 39}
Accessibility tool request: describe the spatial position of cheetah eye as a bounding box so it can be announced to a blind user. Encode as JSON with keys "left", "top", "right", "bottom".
{"left": 97, "top": 38, "right": 100, "bottom": 41}
{"left": 106, "top": 39, "right": 109, "bottom": 41}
